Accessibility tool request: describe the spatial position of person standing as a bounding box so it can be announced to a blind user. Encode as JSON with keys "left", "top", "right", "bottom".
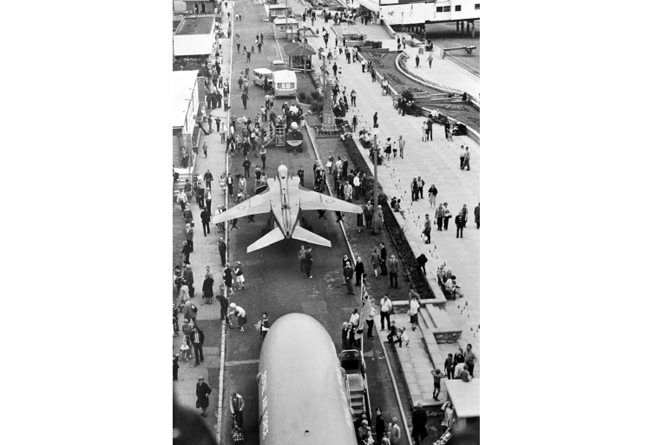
{"left": 349, "top": 308, "right": 360, "bottom": 331}
{"left": 365, "top": 305, "right": 377, "bottom": 339}
{"left": 223, "top": 263, "right": 235, "bottom": 295}
{"left": 379, "top": 242, "right": 388, "bottom": 276}
{"left": 388, "top": 254, "right": 399, "bottom": 288}
{"left": 344, "top": 261, "right": 354, "bottom": 295}
{"left": 183, "top": 263, "right": 195, "bottom": 298}
{"left": 196, "top": 376, "right": 212, "bottom": 417}
{"left": 428, "top": 184, "right": 438, "bottom": 208}
{"left": 411, "top": 404, "right": 428, "bottom": 445}
{"left": 182, "top": 240, "right": 192, "bottom": 265}
{"left": 398, "top": 135, "right": 405, "bottom": 158}
{"left": 426, "top": 119, "right": 433, "bottom": 141}
{"left": 464, "top": 343, "right": 478, "bottom": 378}
{"left": 375, "top": 408, "right": 386, "bottom": 445}
{"left": 218, "top": 237, "right": 227, "bottom": 266}
{"left": 354, "top": 257, "right": 365, "bottom": 286}
{"left": 390, "top": 418, "right": 401, "bottom": 445}
{"left": 474, "top": 202, "right": 480, "bottom": 229}
{"left": 202, "top": 271, "right": 214, "bottom": 305}
{"left": 463, "top": 146, "right": 471, "bottom": 171}
{"left": 443, "top": 202, "right": 452, "bottom": 231}
{"left": 423, "top": 214, "right": 432, "bottom": 244}
{"left": 230, "top": 392, "right": 245, "bottom": 427}
{"left": 186, "top": 223, "right": 194, "bottom": 252}
{"left": 435, "top": 203, "right": 445, "bottom": 231}
{"left": 205, "top": 187, "right": 212, "bottom": 215}
{"left": 234, "top": 261, "right": 245, "bottom": 290}
{"left": 459, "top": 145, "right": 466, "bottom": 170}
{"left": 260, "top": 146, "right": 267, "bottom": 170}
{"left": 373, "top": 112, "right": 378, "bottom": 128}
{"left": 204, "top": 169, "right": 214, "bottom": 190}
{"left": 216, "top": 288, "right": 232, "bottom": 326}
{"left": 304, "top": 247, "right": 313, "bottom": 278}
{"left": 341, "top": 322, "right": 351, "bottom": 350}
{"left": 243, "top": 157, "right": 251, "bottom": 178}
{"left": 298, "top": 245, "right": 307, "bottom": 272}
{"left": 408, "top": 295, "right": 420, "bottom": 331}
{"left": 444, "top": 353, "right": 454, "bottom": 379}
{"left": 461, "top": 204, "right": 469, "bottom": 227}
{"left": 415, "top": 54, "right": 420, "bottom": 68}
{"left": 417, "top": 176, "right": 425, "bottom": 199}
{"left": 427, "top": 53, "right": 433, "bottom": 68}
{"left": 455, "top": 212, "right": 465, "bottom": 238}
{"left": 379, "top": 295, "right": 393, "bottom": 330}
{"left": 431, "top": 368, "right": 445, "bottom": 400}
{"left": 173, "top": 354, "right": 179, "bottom": 381}
{"left": 200, "top": 207, "right": 211, "bottom": 236}
{"left": 190, "top": 323, "right": 205, "bottom": 365}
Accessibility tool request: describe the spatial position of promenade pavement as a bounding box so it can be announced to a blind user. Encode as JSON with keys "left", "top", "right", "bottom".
{"left": 289, "top": 0, "right": 481, "bottom": 408}
{"left": 173, "top": 2, "right": 235, "bottom": 437}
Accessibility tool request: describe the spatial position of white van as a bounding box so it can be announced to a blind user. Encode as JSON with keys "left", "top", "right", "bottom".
{"left": 272, "top": 70, "right": 297, "bottom": 97}
{"left": 252, "top": 68, "right": 273, "bottom": 87}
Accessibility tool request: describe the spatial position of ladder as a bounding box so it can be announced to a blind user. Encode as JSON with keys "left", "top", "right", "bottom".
{"left": 275, "top": 122, "right": 286, "bottom": 149}
{"left": 347, "top": 373, "right": 366, "bottom": 417}
{"left": 262, "top": 122, "right": 275, "bottom": 148}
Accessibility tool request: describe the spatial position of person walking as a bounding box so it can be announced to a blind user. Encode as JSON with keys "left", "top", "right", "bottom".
{"left": 196, "top": 376, "right": 212, "bottom": 417}
{"left": 200, "top": 207, "right": 211, "bottom": 236}
{"left": 234, "top": 261, "right": 245, "bottom": 290}
{"left": 173, "top": 354, "right": 179, "bottom": 381}
{"left": 444, "top": 353, "right": 454, "bottom": 379}
{"left": 379, "top": 242, "right": 388, "bottom": 275}
{"left": 186, "top": 223, "right": 194, "bottom": 252}
{"left": 427, "top": 53, "right": 433, "bottom": 68}
{"left": 223, "top": 263, "right": 235, "bottom": 295}
{"left": 388, "top": 254, "right": 399, "bottom": 288}
{"left": 373, "top": 112, "right": 378, "bottom": 128}
{"left": 423, "top": 214, "right": 432, "bottom": 244}
{"left": 379, "top": 294, "right": 393, "bottom": 330}
{"left": 463, "top": 146, "right": 471, "bottom": 170}
{"left": 370, "top": 247, "right": 380, "bottom": 278}
{"left": 298, "top": 245, "right": 307, "bottom": 272}
{"left": 375, "top": 408, "right": 386, "bottom": 445}
{"left": 230, "top": 392, "right": 245, "bottom": 427}
{"left": 461, "top": 204, "right": 469, "bottom": 227}
{"left": 411, "top": 404, "right": 428, "bottom": 445}
{"left": 417, "top": 177, "right": 425, "bottom": 199}
{"left": 354, "top": 257, "right": 365, "bottom": 286}
{"left": 398, "top": 135, "right": 405, "bottom": 158}
{"left": 415, "top": 54, "right": 420, "bottom": 68}
{"left": 190, "top": 323, "right": 205, "bottom": 366}
{"left": 204, "top": 169, "right": 214, "bottom": 190}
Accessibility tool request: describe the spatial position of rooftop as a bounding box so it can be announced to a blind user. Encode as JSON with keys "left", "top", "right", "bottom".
{"left": 173, "top": 70, "right": 199, "bottom": 128}
{"left": 284, "top": 42, "right": 316, "bottom": 56}
{"left": 175, "top": 16, "right": 215, "bottom": 35}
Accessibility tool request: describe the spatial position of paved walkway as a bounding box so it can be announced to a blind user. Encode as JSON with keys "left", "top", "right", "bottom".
{"left": 173, "top": 2, "right": 235, "bottom": 439}
{"left": 289, "top": 0, "right": 481, "bottom": 408}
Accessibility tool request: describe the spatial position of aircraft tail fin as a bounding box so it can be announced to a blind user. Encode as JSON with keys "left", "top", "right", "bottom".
{"left": 291, "top": 226, "right": 332, "bottom": 248}
{"left": 247, "top": 227, "right": 286, "bottom": 253}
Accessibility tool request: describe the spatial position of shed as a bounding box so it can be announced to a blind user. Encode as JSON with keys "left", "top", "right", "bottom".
{"left": 173, "top": 16, "right": 215, "bottom": 57}
{"left": 274, "top": 16, "right": 299, "bottom": 39}
{"left": 283, "top": 42, "right": 316, "bottom": 72}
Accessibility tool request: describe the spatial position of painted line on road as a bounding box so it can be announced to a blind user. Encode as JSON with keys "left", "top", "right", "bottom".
{"left": 224, "top": 359, "right": 261, "bottom": 366}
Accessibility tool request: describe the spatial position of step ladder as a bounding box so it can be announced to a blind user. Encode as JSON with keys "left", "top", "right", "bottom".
{"left": 347, "top": 373, "right": 366, "bottom": 417}
{"left": 275, "top": 123, "right": 286, "bottom": 149}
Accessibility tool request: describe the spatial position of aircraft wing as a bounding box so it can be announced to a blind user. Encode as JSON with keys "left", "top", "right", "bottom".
{"left": 211, "top": 192, "right": 272, "bottom": 224}
{"left": 298, "top": 189, "right": 363, "bottom": 214}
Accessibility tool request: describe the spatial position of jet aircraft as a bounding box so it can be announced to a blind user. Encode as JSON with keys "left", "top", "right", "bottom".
{"left": 212, "top": 164, "right": 362, "bottom": 252}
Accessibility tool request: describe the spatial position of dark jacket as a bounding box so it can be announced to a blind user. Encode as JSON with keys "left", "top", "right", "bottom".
{"left": 190, "top": 326, "right": 205, "bottom": 346}
{"left": 202, "top": 277, "right": 214, "bottom": 298}
{"left": 200, "top": 210, "right": 210, "bottom": 224}
{"left": 355, "top": 262, "right": 365, "bottom": 276}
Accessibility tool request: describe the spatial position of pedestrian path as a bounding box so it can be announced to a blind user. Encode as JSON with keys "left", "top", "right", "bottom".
{"left": 173, "top": 2, "right": 235, "bottom": 438}
{"left": 288, "top": 0, "right": 481, "bottom": 408}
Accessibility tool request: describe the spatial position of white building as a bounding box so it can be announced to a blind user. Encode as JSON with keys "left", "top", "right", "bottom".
{"left": 173, "top": 70, "right": 200, "bottom": 150}
{"left": 173, "top": 16, "right": 216, "bottom": 57}
{"left": 358, "top": 0, "right": 480, "bottom": 27}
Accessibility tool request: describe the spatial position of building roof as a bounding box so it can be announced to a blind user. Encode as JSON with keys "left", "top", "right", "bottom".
{"left": 173, "top": 70, "right": 199, "bottom": 128}
{"left": 284, "top": 42, "right": 316, "bottom": 56}
{"left": 175, "top": 16, "right": 215, "bottom": 35}
{"left": 274, "top": 16, "right": 299, "bottom": 25}
{"left": 444, "top": 379, "right": 480, "bottom": 418}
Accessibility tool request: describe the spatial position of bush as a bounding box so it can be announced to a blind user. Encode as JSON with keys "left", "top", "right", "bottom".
{"left": 401, "top": 88, "right": 415, "bottom": 102}
{"left": 310, "top": 91, "right": 323, "bottom": 101}
{"left": 310, "top": 101, "right": 324, "bottom": 114}
{"left": 297, "top": 91, "right": 307, "bottom": 102}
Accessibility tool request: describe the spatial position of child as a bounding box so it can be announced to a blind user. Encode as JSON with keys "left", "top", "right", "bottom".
{"left": 431, "top": 368, "right": 445, "bottom": 400}
{"left": 179, "top": 336, "right": 191, "bottom": 362}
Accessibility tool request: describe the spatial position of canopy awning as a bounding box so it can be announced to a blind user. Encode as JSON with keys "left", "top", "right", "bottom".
{"left": 284, "top": 42, "right": 316, "bottom": 57}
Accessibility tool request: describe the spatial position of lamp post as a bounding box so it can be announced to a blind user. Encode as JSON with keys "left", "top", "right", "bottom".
{"left": 370, "top": 127, "right": 380, "bottom": 234}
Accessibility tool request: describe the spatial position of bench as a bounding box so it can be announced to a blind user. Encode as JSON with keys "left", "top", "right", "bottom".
{"left": 441, "top": 46, "right": 477, "bottom": 57}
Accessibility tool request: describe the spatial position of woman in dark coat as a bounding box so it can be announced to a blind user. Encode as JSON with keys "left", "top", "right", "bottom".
{"left": 196, "top": 377, "right": 212, "bottom": 417}
{"left": 202, "top": 275, "right": 215, "bottom": 305}
{"left": 354, "top": 257, "right": 365, "bottom": 286}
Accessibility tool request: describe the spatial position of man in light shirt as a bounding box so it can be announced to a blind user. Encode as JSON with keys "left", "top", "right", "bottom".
{"left": 379, "top": 295, "right": 393, "bottom": 331}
